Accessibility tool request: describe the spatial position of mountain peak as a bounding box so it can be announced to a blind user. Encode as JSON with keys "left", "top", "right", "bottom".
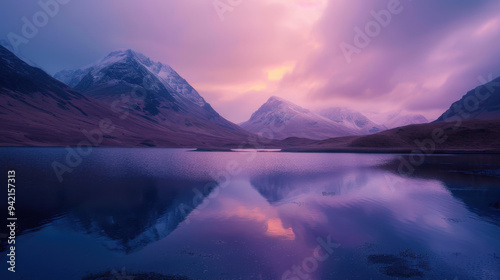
{"left": 260, "top": 96, "right": 309, "bottom": 114}
{"left": 268, "top": 95, "right": 285, "bottom": 102}
{"left": 55, "top": 48, "right": 210, "bottom": 107}
{"left": 53, "top": 48, "right": 225, "bottom": 119}
{"left": 99, "top": 48, "right": 150, "bottom": 65}
{"left": 106, "top": 48, "right": 134, "bottom": 55}
{"left": 108, "top": 48, "right": 148, "bottom": 58}
{"left": 265, "top": 96, "right": 307, "bottom": 109}
{"left": 241, "top": 97, "right": 359, "bottom": 140}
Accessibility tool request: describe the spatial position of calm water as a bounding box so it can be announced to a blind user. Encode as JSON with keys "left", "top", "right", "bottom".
{"left": 0, "top": 148, "right": 499, "bottom": 280}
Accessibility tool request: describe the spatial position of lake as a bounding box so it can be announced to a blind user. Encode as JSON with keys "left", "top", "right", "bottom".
{"left": 0, "top": 148, "right": 499, "bottom": 279}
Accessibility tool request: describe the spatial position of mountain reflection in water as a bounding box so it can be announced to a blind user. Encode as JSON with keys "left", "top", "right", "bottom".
{"left": 0, "top": 148, "right": 499, "bottom": 280}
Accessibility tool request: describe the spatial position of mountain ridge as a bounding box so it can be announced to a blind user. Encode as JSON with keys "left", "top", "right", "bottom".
{"left": 240, "top": 96, "right": 360, "bottom": 140}
{"left": 0, "top": 46, "right": 253, "bottom": 147}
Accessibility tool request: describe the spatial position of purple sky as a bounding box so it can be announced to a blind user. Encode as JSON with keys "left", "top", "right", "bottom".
{"left": 1, "top": 0, "right": 500, "bottom": 122}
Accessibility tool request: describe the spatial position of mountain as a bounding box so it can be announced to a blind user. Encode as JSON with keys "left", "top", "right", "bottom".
{"left": 0, "top": 46, "right": 251, "bottom": 147}
{"left": 318, "top": 107, "right": 386, "bottom": 134}
{"left": 435, "top": 76, "right": 500, "bottom": 122}
{"left": 54, "top": 49, "right": 244, "bottom": 134}
{"left": 384, "top": 112, "right": 428, "bottom": 129}
{"left": 240, "top": 96, "right": 359, "bottom": 140}
{"left": 55, "top": 49, "right": 207, "bottom": 107}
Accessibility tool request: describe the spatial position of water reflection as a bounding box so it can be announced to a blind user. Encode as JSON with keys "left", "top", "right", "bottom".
{"left": 382, "top": 154, "right": 500, "bottom": 224}
{"left": 0, "top": 149, "right": 499, "bottom": 279}
{"left": 0, "top": 149, "right": 217, "bottom": 255}
{"left": 66, "top": 178, "right": 215, "bottom": 253}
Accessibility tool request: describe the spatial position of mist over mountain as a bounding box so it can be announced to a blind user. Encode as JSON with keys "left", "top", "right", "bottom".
{"left": 362, "top": 111, "right": 429, "bottom": 129}
{"left": 384, "top": 112, "right": 429, "bottom": 129}
{"left": 318, "top": 107, "right": 386, "bottom": 134}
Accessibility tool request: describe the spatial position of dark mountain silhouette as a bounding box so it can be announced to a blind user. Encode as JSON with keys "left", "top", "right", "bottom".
{"left": 435, "top": 76, "right": 500, "bottom": 122}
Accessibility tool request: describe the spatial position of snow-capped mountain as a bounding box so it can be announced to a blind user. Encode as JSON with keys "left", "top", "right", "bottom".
{"left": 435, "top": 75, "right": 500, "bottom": 122}
{"left": 53, "top": 49, "right": 249, "bottom": 138}
{"left": 240, "top": 96, "right": 359, "bottom": 140}
{"left": 0, "top": 46, "right": 251, "bottom": 147}
{"left": 318, "top": 107, "right": 386, "bottom": 134}
{"left": 384, "top": 112, "right": 428, "bottom": 129}
{"left": 55, "top": 49, "right": 207, "bottom": 108}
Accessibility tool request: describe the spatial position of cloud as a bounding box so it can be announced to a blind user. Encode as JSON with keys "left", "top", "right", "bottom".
{"left": 1, "top": 0, "right": 499, "bottom": 122}
{"left": 281, "top": 0, "right": 500, "bottom": 119}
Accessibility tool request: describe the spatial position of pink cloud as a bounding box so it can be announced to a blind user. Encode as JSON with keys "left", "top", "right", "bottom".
{"left": 4, "top": 0, "right": 500, "bottom": 122}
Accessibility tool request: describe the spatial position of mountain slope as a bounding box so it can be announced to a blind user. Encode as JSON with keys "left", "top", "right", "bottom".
{"left": 0, "top": 46, "right": 251, "bottom": 147}
{"left": 240, "top": 96, "right": 359, "bottom": 140}
{"left": 0, "top": 45, "right": 114, "bottom": 145}
{"left": 318, "top": 107, "right": 386, "bottom": 134}
{"left": 281, "top": 119, "right": 500, "bottom": 153}
{"left": 435, "top": 76, "right": 500, "bottom": 122}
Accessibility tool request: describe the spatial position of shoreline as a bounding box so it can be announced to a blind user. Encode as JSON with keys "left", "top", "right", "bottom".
{"left": 1, "top": 145, "right": 500, "bottom": 155}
